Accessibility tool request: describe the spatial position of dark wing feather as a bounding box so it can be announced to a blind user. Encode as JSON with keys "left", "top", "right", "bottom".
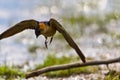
{"left": 0, "top": 19, "right": 39, "bottom": 40}
{"left": 50, "top": 18, "right": 86, "bottom": 63}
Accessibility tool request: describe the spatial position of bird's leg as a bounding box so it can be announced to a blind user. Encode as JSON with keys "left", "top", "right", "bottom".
{"left": 49, "top": 36, "right": 53, "bottom": 45}
{"left": 45, "top": 37, "right": 48, "bottom": 49}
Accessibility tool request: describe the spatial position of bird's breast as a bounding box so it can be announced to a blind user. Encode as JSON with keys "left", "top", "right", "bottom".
{"left": 42, "top": 25, "right": 56, "bottom": 37}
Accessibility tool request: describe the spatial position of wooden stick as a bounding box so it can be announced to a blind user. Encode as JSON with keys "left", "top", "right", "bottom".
{"left": 26, "top": 57, "right": 120, "bottom": 79}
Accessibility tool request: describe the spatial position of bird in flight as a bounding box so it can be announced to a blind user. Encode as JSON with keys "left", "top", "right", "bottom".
{"left": 0, "top": 18, "right": 86, "bottom": 63}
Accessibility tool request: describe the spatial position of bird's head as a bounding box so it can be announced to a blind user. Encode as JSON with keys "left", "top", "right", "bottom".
{"left": 35, "top": 22, "right": 46, "bottom": 38}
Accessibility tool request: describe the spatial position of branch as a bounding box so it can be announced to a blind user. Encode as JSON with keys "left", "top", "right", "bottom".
{"left": 26, "top": 57, "right": 120, "bottom": 79}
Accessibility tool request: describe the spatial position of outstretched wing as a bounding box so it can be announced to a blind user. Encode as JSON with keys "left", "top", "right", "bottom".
{"left": 50, "top": 18, "right": 86, "bottom": 63}
{"left": 0, "top": 19, "right": 39, "bottom": 40}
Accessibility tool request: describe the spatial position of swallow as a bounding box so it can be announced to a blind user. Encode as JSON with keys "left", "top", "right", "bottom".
{"left": 0, "top": 18, "right": 86, "bottom": 63}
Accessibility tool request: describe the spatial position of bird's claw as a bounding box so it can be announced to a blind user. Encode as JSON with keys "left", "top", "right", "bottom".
{"left": 45, "top": 36, "right": 53, "bottom": 48}
{"left": 45, "top": 37, "right": 48, "bottom": 49}
{"left": 49, "top": 37, "right": 53, "bottom": 45}
{"left": 45, "top": 40, "right": 48, "bottom": 49}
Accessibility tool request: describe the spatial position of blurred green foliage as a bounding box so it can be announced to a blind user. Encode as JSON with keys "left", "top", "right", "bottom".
{"left": 0, "top": 55, "right": 119, "bottom": 79}
{"left": 0, "top": 66, "right": 25, "bottom": 80}
{"left": 63, "top": 12, "right": 120, "bottom": 34}
{"left": 28, "top": 44, "right": 39, "bottom": 53}
{"left": 105, "top": 70, "right": 120, "bottom": 80}
{"left": 35, "top": 54, "right": 99, "bottom": 77}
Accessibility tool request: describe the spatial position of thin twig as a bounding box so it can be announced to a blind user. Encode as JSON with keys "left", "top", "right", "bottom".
{"left": 26, "top": 57, "right": 120, "bottom": 79}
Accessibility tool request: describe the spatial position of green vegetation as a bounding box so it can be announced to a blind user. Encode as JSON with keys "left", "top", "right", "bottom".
{"left": 63, "top": 12, "right": 120, "bottom": 26}
{"left": 105, "top": 70, "right": 120, "bottom": 80}
{"left": 0, "top": 66, "right": 25, "bottom": 80}
{"left": 62, "top": 12, "right": 120, "bottom": 34}
{"left": 35, "top": 54, "right": 99, "bottom": 77}
{"left": 0, "top": 54, "right": 119, "bottom": 79}
{"left": 28, "top": 44, "right": 39, "bottom": 53}
{"left": 111, "top": 32, "right": 120, "bottom": 39}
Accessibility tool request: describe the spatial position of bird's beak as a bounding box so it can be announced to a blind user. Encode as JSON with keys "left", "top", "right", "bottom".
{"left": 35, "top": 26, "right": 41, "bottom": 38}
